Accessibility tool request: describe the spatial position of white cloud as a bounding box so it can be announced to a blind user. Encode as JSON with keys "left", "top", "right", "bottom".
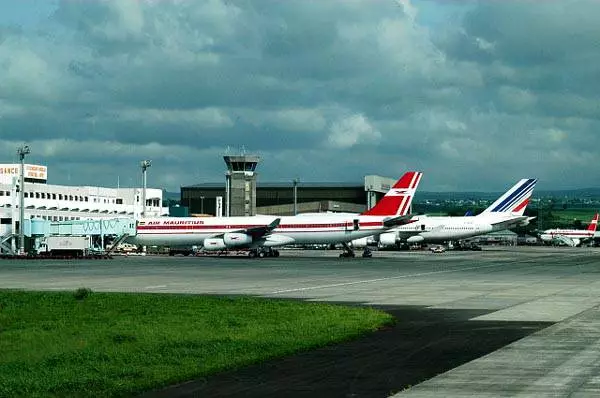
{"left": 0, "top": 0, "right": 600, "bottom": 191}
{"left": 117, "top": 107, "right": 234, "bottom": 129}
{"left": 327, "top": 114, "right": 381, "bottom": 149}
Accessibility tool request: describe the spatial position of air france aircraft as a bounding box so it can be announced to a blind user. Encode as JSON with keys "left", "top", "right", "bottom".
{"left": 130, "top": 171, "right": 423, "bottom": 258}
{"left": 353, "top": 178, "right": 537, "bottom": 248}
{"left": 539, "top": 213, "right": 598, "bottom": 247}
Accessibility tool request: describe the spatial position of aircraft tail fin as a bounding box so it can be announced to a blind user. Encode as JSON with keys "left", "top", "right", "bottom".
{"left": 480, "top": 178, "right": 537, "bottom": 216}
{"left": 587, "top": 213, "right": 599, "bottom": 232}
{"left": 361, "top": 171, "right": 423, "bottom": 217}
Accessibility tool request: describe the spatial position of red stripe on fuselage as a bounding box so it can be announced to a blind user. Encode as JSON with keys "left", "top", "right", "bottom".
{"left": 549, "top": 232, "right": 594, "bottom": 237}
{"left": 137, "top": 221, "right": 385, "bottom": 232}
{"left": 139, "top": 228, "right": 385, "bottom": 235}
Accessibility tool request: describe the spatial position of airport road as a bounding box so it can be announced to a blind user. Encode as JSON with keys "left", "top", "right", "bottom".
{"left": 2, "top": 246, "right": 600, "bottom": 397}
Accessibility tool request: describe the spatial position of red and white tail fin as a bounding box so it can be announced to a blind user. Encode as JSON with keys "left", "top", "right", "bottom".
{"left": 587, "top": 213, "right": 599, "bottom": 232}
{"left": 361, "top": 171, "right": 423, "bottom": 217}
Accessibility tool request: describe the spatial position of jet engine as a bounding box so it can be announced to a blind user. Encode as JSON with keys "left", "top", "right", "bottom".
{"left": 406, "top": 235, "right": 425, "bottom": 243}
{"left": 379, "top": 232, "right": 398, "bottom": 247}
{"left": 351, "top": 237, "right": 369, "bottom": 248}
{"left": 203, "top": 238, "right": 227, "bottom": 251}
{"left": 223, "top": 233, "right": 253, "bottom": 247}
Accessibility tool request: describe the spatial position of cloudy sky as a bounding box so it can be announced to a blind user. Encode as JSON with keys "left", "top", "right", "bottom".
{"left": 1, "top": 0, "right": 599, "bottom": 192}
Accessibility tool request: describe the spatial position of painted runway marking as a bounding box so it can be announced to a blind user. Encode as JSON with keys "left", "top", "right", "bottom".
{"left": 270, "top": 263, "right": 507, "bottom": 294}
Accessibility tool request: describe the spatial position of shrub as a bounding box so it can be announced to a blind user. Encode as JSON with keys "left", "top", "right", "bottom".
{"left": 73, "top": 287, "right": 92, "bottom": 301}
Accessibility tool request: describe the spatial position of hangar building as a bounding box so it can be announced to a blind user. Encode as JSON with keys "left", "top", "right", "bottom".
{"left": 181, "top": 175, "right": 397, "bottom": 216}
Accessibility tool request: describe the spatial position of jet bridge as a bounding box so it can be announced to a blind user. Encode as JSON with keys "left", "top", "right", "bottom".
{"left": 27, "top": 218, "right": 136, "bottom": 255}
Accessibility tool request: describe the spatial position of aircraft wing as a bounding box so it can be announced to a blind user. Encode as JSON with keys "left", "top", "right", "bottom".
{"left": 490, "top": 216, "right": 529, "bottom": 230}
{"left": 383, "top": 214, "right": 417, "bottom": 227}
{"left": 209, "top": 218, "right": 281, "bottom": 239}
{"left": 244, "top": 218, "right": 282, "bottom": 238}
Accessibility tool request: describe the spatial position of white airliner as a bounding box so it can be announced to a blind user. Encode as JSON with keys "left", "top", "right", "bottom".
{"left": 353, "top": 178, "right": 537, "bottom": 248}
{"left": 539, "top": 213, "right": 598, "bottom": 247}
{"left": 130, "top": 171, "right": 423, "bottom": 258}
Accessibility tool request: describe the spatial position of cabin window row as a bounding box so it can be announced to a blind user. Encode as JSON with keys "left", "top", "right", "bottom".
{"left": 18, "top": 193, "right": 125, "bottom": 204}
{"left": 30, "top": 215, "right": 82, "bottom": 221}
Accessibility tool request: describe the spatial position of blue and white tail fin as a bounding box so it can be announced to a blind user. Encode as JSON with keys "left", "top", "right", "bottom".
{"left": 479, "top": 178, "right": 537, "bottom": 216}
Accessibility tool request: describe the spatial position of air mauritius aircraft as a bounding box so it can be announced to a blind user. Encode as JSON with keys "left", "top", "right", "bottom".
{"left": 358, "top": 178, "right": 537, "bottom": 248}
{"left": 539, "top": 213, "right": 599, "bottom": 247}
{"left": 131, "top": 171, "right": 423, "bottom": 258}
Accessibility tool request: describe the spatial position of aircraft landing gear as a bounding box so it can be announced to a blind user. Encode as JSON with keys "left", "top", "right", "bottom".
{"left": 249, "top": 248, "right": 280, "bottom": 258}
{"left": 362, "top": 247, "right": 373, "bottom": 258}
{"left": 339, "top": 243, "right": 356, "bottom": 258}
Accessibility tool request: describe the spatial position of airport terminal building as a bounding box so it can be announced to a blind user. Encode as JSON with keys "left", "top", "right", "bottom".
{"left": 0, "top": 163, "right": 167, "bottom": 243}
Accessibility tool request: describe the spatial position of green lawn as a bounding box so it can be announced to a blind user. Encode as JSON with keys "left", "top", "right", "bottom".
{"left": 0, "top": 289, "right": 393, "bottom": 397}
{"left": 549, "top": 209, "right": 597, "bottom": 222}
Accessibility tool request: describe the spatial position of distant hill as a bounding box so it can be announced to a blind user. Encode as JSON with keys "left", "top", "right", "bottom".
{"left": 416, "top": 188, "right": 600, "bottom": 201}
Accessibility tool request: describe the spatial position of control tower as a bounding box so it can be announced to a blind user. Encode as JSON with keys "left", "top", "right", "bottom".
{"left": 224, "top": 154, "right": 260, "bottom": 216}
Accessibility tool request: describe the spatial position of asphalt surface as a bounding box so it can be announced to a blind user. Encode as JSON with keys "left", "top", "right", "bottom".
{"left": 140, "top": 306, "right": 548, "bottom": 398}
{"left": 2, "top": 246, "right": 600, "bottom": 397}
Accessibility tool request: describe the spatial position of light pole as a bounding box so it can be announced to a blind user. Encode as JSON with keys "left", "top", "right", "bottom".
{"left": 17, "top": 145, "right": 30, "bottom": 255}
{"left": 293, "top": 178, "right": 299, "bottom": 215}
{"left": 200, "top": 196, "right": 205, "bottom": 214}
{"left": 140, "top": 160, "right": 151, "bottom": 218}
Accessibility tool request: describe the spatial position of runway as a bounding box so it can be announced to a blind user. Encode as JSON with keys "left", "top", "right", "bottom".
{"left": 2, "top": 246, "right": 600, "bottom": 397}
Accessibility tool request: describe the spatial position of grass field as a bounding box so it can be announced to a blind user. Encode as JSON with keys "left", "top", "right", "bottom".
{"left": 0, "top": 289, "right": 393, "bottom": 397}
{"left": 548, "top": 209, "right": 598, "bottom": 222}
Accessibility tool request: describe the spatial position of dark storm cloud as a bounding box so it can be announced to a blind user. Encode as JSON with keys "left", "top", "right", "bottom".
{"left": 1, "top": 0, "right": 600, "bottom": 192}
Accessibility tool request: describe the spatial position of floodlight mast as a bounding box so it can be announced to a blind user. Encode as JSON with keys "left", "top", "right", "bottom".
{"left": 17, "top": 145, "right": 30, "bottom": 255}
{"left": 293, "top": 178, "right": 299, "bottom": 215}
{"left": 140, "top": 160, "right": 152, "bottom": 218}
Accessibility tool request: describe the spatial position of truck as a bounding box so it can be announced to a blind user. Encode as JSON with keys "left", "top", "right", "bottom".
{"left": 37, "top": 236, "right": 91, "bottom": 257}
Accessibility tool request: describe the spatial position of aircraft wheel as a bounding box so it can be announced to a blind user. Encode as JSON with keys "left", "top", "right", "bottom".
{"left": 273, "top": 250, "right": 280, "bottom": 257}
{"left": 258, "top": 251, "right": 266, "bottom": 258}
{"left": 248, "top": 251, "right": 257, "bottom": 258}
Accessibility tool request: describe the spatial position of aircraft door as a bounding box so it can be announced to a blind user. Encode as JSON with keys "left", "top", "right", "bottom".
{"left": 353, "top": 219, "right": 360, "bottom": 231}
